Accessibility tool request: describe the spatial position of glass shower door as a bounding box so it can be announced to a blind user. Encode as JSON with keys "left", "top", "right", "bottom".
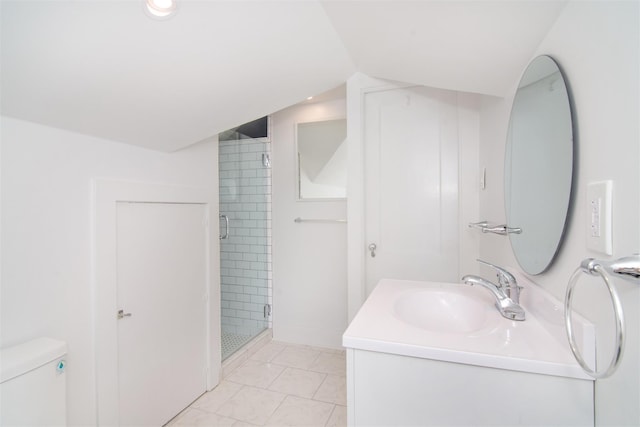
{"left": 218, "top": 137, "right": 271, "bottom": 360}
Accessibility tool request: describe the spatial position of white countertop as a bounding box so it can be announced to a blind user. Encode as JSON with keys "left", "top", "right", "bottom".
{"left": 343, "top": 278, "right": 594, "bottom": 381}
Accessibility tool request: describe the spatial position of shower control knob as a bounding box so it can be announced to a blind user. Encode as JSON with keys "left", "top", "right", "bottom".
{"left": 368, "top": 243, "right": 377, "bottom": 258}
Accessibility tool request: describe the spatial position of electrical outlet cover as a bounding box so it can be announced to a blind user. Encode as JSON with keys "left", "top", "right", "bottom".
{"left": 586, "top": 180, "right": 613, "bottom": 255}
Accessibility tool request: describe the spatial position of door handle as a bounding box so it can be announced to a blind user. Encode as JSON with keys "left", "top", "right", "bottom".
{"left": 219, "top": 214, "right": 229, "bottom": 240}
{"left": 368, "top": 243, "right": 377, "bottom": 258}
{"left": 117, "top": 309, "right": 132, "bottom": 319}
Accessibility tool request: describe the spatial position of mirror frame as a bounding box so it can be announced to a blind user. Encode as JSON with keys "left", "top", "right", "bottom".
{"left": 295, "top": 117, "right": 348, "bottom": 202}
{"left": 504, "top": 55, "right": 576, "bottom": 275}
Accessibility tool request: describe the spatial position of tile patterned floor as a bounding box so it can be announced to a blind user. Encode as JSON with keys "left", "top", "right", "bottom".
{"left": 169, "top": 342, "right": 347, "bottom": 426}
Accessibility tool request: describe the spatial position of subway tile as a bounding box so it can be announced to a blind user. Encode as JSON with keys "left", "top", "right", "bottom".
{"left": 240, "top": 319, "right": 259, "bottom": 329}
{"left": 251, "top": 311, "right": 266, "bottom": 321}
{"left": 236, "top": 260, "right": 251, "bottom": 270}
{"left": 221, "top": 276, "right": 238, "bottom": 285}
{"left": 241, "top": 152, "right": 259, "bottom": 161}
{"left": 242, "top": 252, "right": 258, "bottom": 262}
{"left": 235, "top": 244, "right": 251, "bottom": 253}
{"left": 227, "top": 317, "right": 243, "bottom": 326}
{"left": 229, "top": 301, "right": 244, "bottom": 310}
{"left": 221, "top": 259, "right": 236, "bottom": 269}
{"left": 243, "top": 269, "right": 259, "bottom": 279}
{"left": 250, "top": 261, "right": 266, "bottom": 270}
{"left": 229, "top": 252, "right": 243, "bottom": 261}
{"left": 251, "top": 278, "right": 267, "bottom": 287}
{"left": 221, "top": 292, "right": 237, "bottom": 302}
{"left": 219, "top": 162, "right": 239, "bottom": 171}
{"left": 250, "top": 229, "right": 266, "bottom": 238}
{"left": 234, "top": 276, "right": 250, "bottom": 287}
{"left": 250, "top": 294, "right": 265, "bottom": 304}
{"left": 222, "top": 308, "right": 236, "bottom": 318}
{"left": 236, "top": 310, "right": 251, "bottom": 319}
{"left": 243, "top": 286, "right": 258, "bottom": 295}
{"left": 236, "top": 293, "right": 251, "bottom": 303}
{"left": 224, "top": 284, "right": 239, "bottom": 294}
{"left": 243, "top": 302, "right": 259, "bottom": 312}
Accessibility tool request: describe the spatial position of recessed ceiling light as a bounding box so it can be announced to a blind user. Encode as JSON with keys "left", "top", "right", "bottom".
{"left": 145, "top": 0, "right": 177, "bottom": 19}
{"left": 307, "top": 96, "right": 314, "bottom": 101}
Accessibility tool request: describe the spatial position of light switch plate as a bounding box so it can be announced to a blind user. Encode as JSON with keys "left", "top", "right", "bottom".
{"left": 586, "top": 180, "right": 612, "bottom": 255}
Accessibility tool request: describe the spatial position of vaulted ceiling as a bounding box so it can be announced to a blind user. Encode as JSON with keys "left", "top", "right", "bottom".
{"left": 0, "top": 0, "right": 566, "bottom": 152}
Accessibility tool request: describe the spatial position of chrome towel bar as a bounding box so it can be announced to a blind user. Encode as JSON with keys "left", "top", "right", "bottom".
{"left": 294, "top": 217, "right": 347, "bottom": 224}
{"left": 468, "top": 221, "right": 522, "bottom": 235}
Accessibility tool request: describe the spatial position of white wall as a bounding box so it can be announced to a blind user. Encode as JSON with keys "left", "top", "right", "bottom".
{"left": 0, "top": 117, "right": 218, "bottom": 425}
{"left": 271, "top": 99, "right": 348, "bottom": 349}
{"left": 478, "top": 2, "right": 639, "bottom": 425}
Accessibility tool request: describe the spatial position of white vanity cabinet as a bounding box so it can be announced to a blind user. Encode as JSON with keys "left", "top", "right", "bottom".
{"left": 346, "top": 349, "right": 593, "bottom": 426}
{"left": 343, "top": 279, "right": 595, "bottom": 426}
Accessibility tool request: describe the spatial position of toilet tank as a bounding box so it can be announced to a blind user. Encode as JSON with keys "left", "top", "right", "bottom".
{"left": 0, "top": 338, "right": 67, "bottom": 426}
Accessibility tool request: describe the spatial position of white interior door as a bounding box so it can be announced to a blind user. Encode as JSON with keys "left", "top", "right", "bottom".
{"left": 364, "top": 86, "right": 460, "bottom": 296}
{"left": 116, "top": 202, "right": 208, "bottom": 426}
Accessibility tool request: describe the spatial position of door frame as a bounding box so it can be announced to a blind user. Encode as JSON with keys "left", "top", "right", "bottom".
{"left": 346, "top": 73, "right": 415, "bottom": 322}
{"left": 346, "top": 73, "right": 479, "bottom": 322}
{"left": 92, "top": 179, "right": 220, "bottom": 426}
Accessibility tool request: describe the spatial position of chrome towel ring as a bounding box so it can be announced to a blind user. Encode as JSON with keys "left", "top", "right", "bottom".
{"left": 565, "top": 255, "right": 639, "bottom": 379}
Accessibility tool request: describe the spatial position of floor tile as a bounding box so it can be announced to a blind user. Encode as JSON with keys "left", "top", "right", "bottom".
{"left": 265, "top": 395, "right": 334, "bottom": 427}
{"left": 268, "top": 367, "right": 326, "bottom": 399}
{"left": 227, "top": 359, "right": 285, "bottom": 388}
{"left": 216, "top": 386, "right": 286, "bottom": 425}
{"left": 190, "top": 380, "right": 243, "bottom": 413}
{"left": 250, "top": 342, "right": 286, "bottom": 362}
{"left": 170, "top": 408, "right": 237, "bottom": 426}
{"left": 309, "top": 352, "right": 346, "bottom": 376}
{"left": 271, "top": 345, "right": 321, "bottom": 370}
{"left": 313, "top": 375, "right": 347, "bottom": 405}
{"left": 326, "top": 405, "right": 347, "bottom": 427}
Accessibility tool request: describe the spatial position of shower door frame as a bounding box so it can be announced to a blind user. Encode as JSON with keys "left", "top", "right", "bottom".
{"left": 218, "top": 138, "right": 272, "bottom": 360}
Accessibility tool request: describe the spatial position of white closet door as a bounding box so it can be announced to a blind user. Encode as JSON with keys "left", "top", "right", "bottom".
{"left": 364, "top": 86, "right": 460, "bottom": 296}
{"left": 116, "top": 202, "right": 207, "bottom": 426}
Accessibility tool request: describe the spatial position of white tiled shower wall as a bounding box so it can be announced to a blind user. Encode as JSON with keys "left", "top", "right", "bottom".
{"left": 219, "top": 139, "right": 272, "bottom": 340}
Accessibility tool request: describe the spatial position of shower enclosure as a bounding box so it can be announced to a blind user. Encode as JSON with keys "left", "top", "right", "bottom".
{"left": 218, "top": 130, "right": 272, "bottom": 360}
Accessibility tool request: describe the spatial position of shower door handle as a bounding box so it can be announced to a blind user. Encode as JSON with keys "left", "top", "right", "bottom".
{"left": 219, "top": 214, "right": 229, "bottom": 240}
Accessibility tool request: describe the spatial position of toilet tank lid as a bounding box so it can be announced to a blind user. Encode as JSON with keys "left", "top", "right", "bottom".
{"left": 0, "top": 337, "right": 67, "bottom": 383}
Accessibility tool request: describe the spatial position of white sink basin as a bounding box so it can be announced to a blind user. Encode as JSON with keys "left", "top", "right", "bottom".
{"left": 393, "top": 289, "right": 491, "bottom": 333}
{"left": 343, "top": 278, "right": 596, "bottom": 380}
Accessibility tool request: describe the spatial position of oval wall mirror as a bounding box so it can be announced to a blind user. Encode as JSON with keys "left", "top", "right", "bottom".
{"left": 505, "top": 55, "right": 574, "bottom": 275}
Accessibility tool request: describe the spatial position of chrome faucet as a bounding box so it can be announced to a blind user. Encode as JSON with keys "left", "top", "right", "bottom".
{"left": 462, "top": 260, "right": 525, "bottom": 321}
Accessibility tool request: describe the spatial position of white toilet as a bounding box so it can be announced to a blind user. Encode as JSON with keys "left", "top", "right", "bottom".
{"left": 0, "top": 337, "right": 68, "bottom": 426}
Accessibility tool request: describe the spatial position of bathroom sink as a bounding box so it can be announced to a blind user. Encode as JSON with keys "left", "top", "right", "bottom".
{"left": 393, "top": 289, "right": 491, "bottom": 333}
{"left": 344, "top": 278, "right": 597, "bottom": 380}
